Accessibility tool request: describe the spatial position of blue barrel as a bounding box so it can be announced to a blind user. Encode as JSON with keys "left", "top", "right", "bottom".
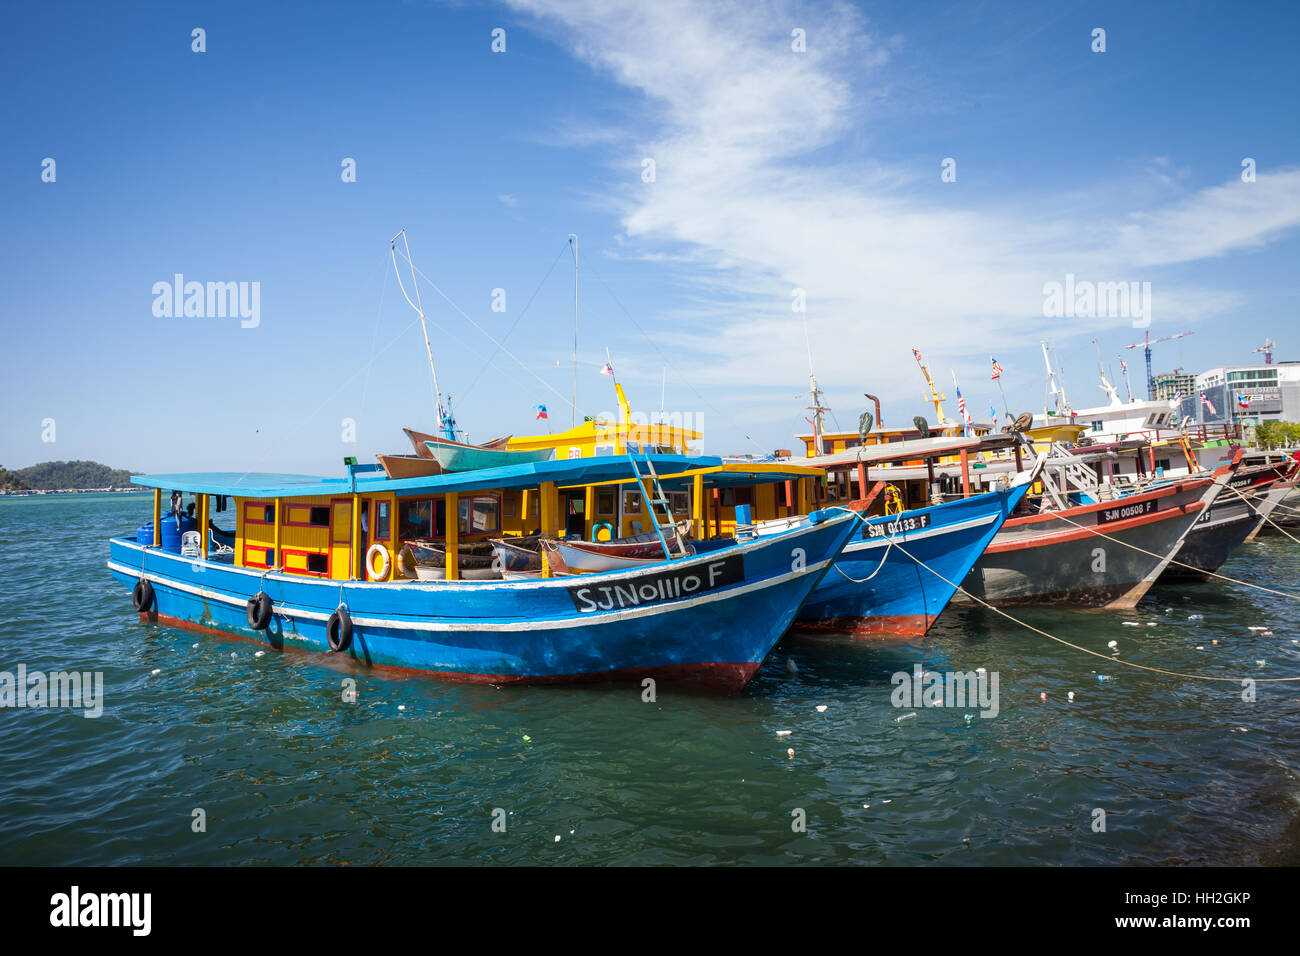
{"left": 159, "top": 514, "right": 197, "bottom": 554}
{"left": 136, "top": 522, "right": 154, "bottom": 545}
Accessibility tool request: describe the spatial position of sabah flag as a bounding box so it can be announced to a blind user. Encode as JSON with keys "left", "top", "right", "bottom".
{"left": 534, "top": 403, "right": 548, "bottom": 421}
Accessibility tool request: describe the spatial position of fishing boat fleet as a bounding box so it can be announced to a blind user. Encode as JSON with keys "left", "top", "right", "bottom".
{"left": 106, "top": 235, "right": 1299, "bottom": 692}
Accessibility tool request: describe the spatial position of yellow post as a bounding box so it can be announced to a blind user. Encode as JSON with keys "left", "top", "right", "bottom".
{"left": 614, "top": 383, "right": 631, "bottom": 454}
{"left": 273, "top": 499, "right": 281, "bottom": 569}
{"left": 539, "top": 481, "right": 557, "bottom": 578}
{"left": 445, "top": 492, "right": 459, "bottom": 581}
{"left": 350, "top": 493, "right": 360, "bottom": 580}
{"left": 199, "top": 494, "right": 208, "bottom": 558}
{"left": 152, "top": 488, "right": 161, "bottom": 547}
{"left": 521, "top": 489, "right": 532, "bottom": 531}
{"left": 692, "top": 472, "right": 704, "bottom": 539}
{"left": 583, "top": 485, "right": 595, "bottom": 541}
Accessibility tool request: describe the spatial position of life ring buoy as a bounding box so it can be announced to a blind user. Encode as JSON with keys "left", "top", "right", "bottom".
{"left": 246, "top": 591, "right": 273, "bottom": 630}
{"left": 591, "top": 521, "right": 615, "bottom": 542}
{"left": 366, "top": 543, "right": 391, "bottom": 581}
{"left": 327, "top": 606, "right": 353, "bottom": 653}
{"left": 132, "top": 578, "right": 155, "bottom": 612}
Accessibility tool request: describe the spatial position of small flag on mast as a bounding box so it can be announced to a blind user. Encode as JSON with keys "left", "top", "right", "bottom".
{"left": 1237, "top": 393, "right": 1251, "bottom": 410}
{"left": 534, "top": 403, "right": 548, "bottom": 421}
{"left": 989, "top": 404, "right": 998, "bottom": 427}
{"left": 1199, "top": 391, "right": 1217, "bottom": 416}
{"left": 990, "top": 357, "right": 1003, "bottom": 380}
{"left": 600, "top": 362, "right": 614, "bottom": 376}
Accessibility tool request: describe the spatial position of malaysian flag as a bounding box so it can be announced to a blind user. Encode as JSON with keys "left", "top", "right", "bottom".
{"left": 956, "top": 385, "right": 970, "bottom": 423}
{"left": 991, "top": 357, "right": 1003, "bottom": 380}
{"left": 912, "top": 348, "right": 924, "bottom": 364}
{"left": 600, "top": 362, "right": 614, "bottom": 376}
{"left": 1200, "top": 391, "right": 1217, "bottom": 416}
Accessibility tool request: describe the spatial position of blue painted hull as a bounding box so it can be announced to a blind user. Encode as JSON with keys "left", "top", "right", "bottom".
{"left": 107, "top": 512, "right": 857, "bottom": 691}
{"left": 795, "top": 486, "right": 1028, "bottom": 636}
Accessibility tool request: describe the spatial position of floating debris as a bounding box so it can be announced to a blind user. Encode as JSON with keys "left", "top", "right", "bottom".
{"left": 1107, "top": 640, "right": 1119, "bottom": 650}
{"left": 1122, "top": 622, "right": 1140, "bottom": 627}
{"left": 1261, "top": 630, "right": 1274, "bottom": 637}
{"left": 1248, "top": 626, "right": 1268, "bottom": 631}
{"left": 1188, "top": 614, "right": 1204, "bottom": 621}
{"left": 1039, "top": 692, "right": 1047, "bottom": 701}
{"left": 151, "top": 668, "right": 161, "bottom": 676}
{"left": 1097, "top": 675, "right": 1111, "bottom": 682}
{"left": 815, "top": 705, "right": 828, "bottom": 713}
{"left": 254, "top": 651, "right": 265, "bottom": 658}
{"left": 1196, "top": 645, "right": 1205, "bottom": 650}
{"left": 785, "top": 658, "right": 798, "bottom": 674}
{"left": 1067, "top": 691, "right": 1075, "bottom": 702}
{"left": 522, "top": 735, "right": 531, "bottom": 742}
{"left": 896, "top": 712, "right": 917, "bottom": 722}
{"left": 398, "top": 704, "right": 406, "bottom": 710}
{"left": 776, "top": 729, "right": 793, "bottom": 737}
{"left": 786, "top": 748, "right": 795, "bottom": 759}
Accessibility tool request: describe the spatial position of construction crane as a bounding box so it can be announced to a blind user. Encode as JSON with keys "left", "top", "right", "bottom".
{"left": 1125, "top": 330, "right": 1195, "bottom": 400}
{"left": 911, "top": 347, "right": 947, "bottom": 425}
{"left": 1253, "top": 338, "right": 1276, "bottom": 365}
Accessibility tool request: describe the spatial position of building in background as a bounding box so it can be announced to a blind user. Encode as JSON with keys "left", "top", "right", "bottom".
{"left": 1177, "top": 361, "right": 1300, "bottom": 426}
{"left": 1151, "top": 371, "right": 1195, "bottom": 403}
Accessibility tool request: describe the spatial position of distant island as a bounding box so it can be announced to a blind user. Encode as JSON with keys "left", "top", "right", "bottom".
{"left": 1, "top": 460, "right": 144, "bottom": 494}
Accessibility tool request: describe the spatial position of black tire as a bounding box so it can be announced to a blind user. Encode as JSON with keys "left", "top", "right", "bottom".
{"left": 132, "top": 578, "right": 155, "bottom": 613}
{"left": 327, "top": 607, "right": 353, "bottom": 653}
{"left": 246, "top": 592, "right": 273, "bottom": 630}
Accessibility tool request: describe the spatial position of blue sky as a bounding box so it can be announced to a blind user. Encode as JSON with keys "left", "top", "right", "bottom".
{"left": 2, "top": 0, "right": 1298, "bottom": 474}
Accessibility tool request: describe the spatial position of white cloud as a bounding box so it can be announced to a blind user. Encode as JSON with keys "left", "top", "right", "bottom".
{"left": 506, "top": 0, "right": 1300, "bottom": 433}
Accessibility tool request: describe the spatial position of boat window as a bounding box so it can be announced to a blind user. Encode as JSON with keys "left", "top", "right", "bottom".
{"left": 306, "top": 553, "right": 328, "bottom": 574}
{"left": 1091, "top": 420, "right": 1104, "bottom": 432}
{"left": 374, "top": 501, "right": 390, "bottom": 540}
{"left": 597, "top": 491, "right": 616, "bottom": 516}
{"left": 624, "top": 490, "right": 642, "bottom": 514}
{"left": 398, "top": 498, "right": 446, "bottom": 539}
{"left": 244, "top": 502, "right": 274, "bottom": 525}
{"left": 670, "top": 491, "right": 690, "bottom": 514}
{"left": 459, "top": 495, "right": 500, "bottom": 535}
{"left": 309, "top": 506, "right": 330, "bottom": 527}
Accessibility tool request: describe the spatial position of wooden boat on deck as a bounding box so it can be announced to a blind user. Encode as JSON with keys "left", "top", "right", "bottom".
{"left": 376, "top": 453, "right": 445, "bottom": 480}
{"left": 542, "top": 520, "right": 694, "bottom": 573}
{"left": 404, "top": 427, "right": 511, "bottom": 459}
{"left": 423, "top": 438, "right": 553, "bottom": 472}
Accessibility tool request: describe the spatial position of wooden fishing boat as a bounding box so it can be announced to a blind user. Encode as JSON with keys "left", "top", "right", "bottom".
{"left": 401, "top": 539, "right": 498, "bottom": 580}
{"left": 1157, "top": 457, "right": 1290, "bottom": 581}
{"left": 108, "top": 455, "right": 857, "bottom": 690}
{"left": 957, "top": 454, "right": 1240, "bottom": 606}
{"left": 489, "top": 535, "right": 548, "bottom": 573}
{"left": 542, "top": 520, "right": 694, "bottom": 573}
{"left": 423, "top": 439, "right": 553, "bottom": 472}
{"left": 376, "top": 453, "right": 444, "bottom": 480}
{"left": 403, "top": 427, "right": 511, "bottom": 460}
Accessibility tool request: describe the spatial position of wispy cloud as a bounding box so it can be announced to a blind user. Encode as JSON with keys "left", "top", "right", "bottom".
{"left": 506, "top": 0, "right": 1300, "bottom": 412}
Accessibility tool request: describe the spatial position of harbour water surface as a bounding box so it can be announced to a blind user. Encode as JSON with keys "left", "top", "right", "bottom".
{"left": 2, "top": 493, "right": 1298, "bottom": 865}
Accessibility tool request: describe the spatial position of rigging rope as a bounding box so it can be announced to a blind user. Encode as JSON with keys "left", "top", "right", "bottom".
{"left": 823, "top": 507, "right": 1300, "bottom": 684}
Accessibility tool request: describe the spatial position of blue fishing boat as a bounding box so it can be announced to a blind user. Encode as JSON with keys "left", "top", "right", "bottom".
{"left": 760, "top": 435, "right": 1041, "bottom": 636}
{"left": 107, "top": 455, "right": 858, "bottom": 690}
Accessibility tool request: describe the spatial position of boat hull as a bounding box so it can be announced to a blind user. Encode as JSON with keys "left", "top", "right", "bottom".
{"left": 1158, "top": 463, "right": 1284, "bottom": 581}
{"left": 107, "top": 512, "right": 856, "bottom": 691}
{"left": 793, "top": 485, "right": 1028, "bottom": 636}
{"left": 958, "top": 476, "right": 1213, "bottom": 606}
{"left": 425, "top": 442, "right": 553, "bottom": 472}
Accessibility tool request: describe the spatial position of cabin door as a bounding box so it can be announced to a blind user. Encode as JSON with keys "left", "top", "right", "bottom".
{"left": 329, "top": 499, "right": 352, "bottom": 579}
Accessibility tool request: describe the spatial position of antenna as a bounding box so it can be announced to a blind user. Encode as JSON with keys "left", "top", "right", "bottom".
{"left": 391, "top": 229, "right": 456, "bottom": 440}
{"left": 569, "top": 234, "right": 578, "bottom": 427}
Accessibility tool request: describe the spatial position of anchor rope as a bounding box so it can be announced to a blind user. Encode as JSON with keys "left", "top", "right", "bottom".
{"left": 823, "top": 507, "right": 1300, "bottom": 684}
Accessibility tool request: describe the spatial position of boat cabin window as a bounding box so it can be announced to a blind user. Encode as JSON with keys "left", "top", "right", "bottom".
{"left": 459, "top": 495, "right": 500, "bottom": 535}
{"left": 623, "top": 490, "right": 642, "bottom": 514}
{"left": 721, "top": 487, "right": 754, "bottom": 508}
{"left": 373, "top": 501, "right": 390, "bottom": 540}
{"left": 244, "top": 503, "right": 274, "bottom": 524}
{"left": 596, "top": 491, "right": 616, "bottom": 516}
{"left": 306, "top": 553, "right": 328, "bottom": 575}
{"left": 1091, "top": 420, "right": 1104, "bottom": 432}
{"left": 399, "top": 498, "right": 446, "bottom": 540}
{"left": 309, "top": 506, "right": 330, "bottom": 527}
{"left": 669, "top": 491, "right": 689, "bottom": 514}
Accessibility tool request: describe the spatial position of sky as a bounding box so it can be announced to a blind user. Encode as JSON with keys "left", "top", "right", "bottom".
{"left": 2, "top": 0, "right": 1298, "bottom": 475}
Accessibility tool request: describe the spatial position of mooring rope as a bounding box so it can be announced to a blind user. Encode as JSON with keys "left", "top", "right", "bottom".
{"left": 1215, "top": 480, "right": 1300, "bottom": 546}
{"left": 823, "top": 507, "right": 1300, "bottom": 684}
{"left": 831, "top": 530, "right": 896, "bottom": 583}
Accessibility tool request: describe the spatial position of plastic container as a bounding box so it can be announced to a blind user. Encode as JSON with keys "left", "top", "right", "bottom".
{"left": 159, "top": 514, "right": 197, "bottom": 554}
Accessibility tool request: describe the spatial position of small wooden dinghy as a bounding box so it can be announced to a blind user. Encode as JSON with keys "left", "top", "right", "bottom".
{"left": 542, "top": 520, "right": 694, "bottom": 573}
{"left": 423, "top": 439, "right": 553, "bottom": 473}
{"left": 489, "top": 535, "right": 547, "bottom": 574}
{"left": 399, "top": 540, "right": 500, "bottom": 580}
{"left": 376, "top": 453, "right": 445, "bottom": 479}
{"left": 403, "top": 427, "right": 512, "bottom": 459}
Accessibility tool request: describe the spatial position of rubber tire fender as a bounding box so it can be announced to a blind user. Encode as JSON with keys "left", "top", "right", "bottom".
{"left": 132, "top": 578, "right": 155, "bottom": 613}
{"left": 327, "top": 606, "right": 353, "bottom": 653}
{"left": 246, "top": 591, "right": 273, "bottom": 630}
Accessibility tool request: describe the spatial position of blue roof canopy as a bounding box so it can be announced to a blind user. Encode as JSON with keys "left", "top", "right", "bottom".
{"left": 131, "top": 454, "right": 815, "bottom": 499}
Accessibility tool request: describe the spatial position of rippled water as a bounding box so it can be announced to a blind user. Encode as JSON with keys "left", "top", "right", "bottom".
{"left": 1, "top": 493, "right": 1298, "bottom": 865}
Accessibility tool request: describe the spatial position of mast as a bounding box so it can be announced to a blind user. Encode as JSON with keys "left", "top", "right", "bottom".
{"left": 391, "top": 229, "right": 456, "bottom": 440}
{"left": 801, "top": 310, "right": 829, "bottom": 453}
{"left": 1041, "top": 340, "right": 1070, "bottom": 416}
{"left": 1094, "top": 338, "right": 1121, "bottom": 405}
{"left": 569, "top": 234, "right": 578, "bottom": 428}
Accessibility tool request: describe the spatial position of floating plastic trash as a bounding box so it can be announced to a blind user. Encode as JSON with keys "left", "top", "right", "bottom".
{"left": 1067, "top": 691, "right": 1075, "bottom": 701}
{"left": 896, "top": 712, "right": 917, "bottom": 722}
{"left": 776, "top": 729, "right": 793, "bottom": 737}
{"left": 254, "top": 651, "right": 265, "bottom": 658}
{"left": 1097, "top": 675, "right": 1111, "bottom": 682}
{"left": 1122, "top": 622, "right": 1140, "bottom": 627}
{"left": 151, "top": 668, "right": 160, "bottom": 675}
{"left": 1189, "top": 614, "right": 1204, "bottom": 620}
{"left": 1040, "top": 692, "right": 1047, "bottom": 701}
{"left": 815, "top": 705, "right": 828, "bottom": 713}
{"left": 786, "top": 658, "right": 798, "bottom": 674}
{"left": 1261, "top": 630, "right": 1274, "bottom": 637}
{"left": 1107, "top": 640, "right": 1118, "bottom": 650}
{"left": 786, "top": 748, "right": 795, "bottom": 759}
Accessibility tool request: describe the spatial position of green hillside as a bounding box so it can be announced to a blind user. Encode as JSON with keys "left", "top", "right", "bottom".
{"left": 11, "top": 460, "right": 137, "bottom": 490}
